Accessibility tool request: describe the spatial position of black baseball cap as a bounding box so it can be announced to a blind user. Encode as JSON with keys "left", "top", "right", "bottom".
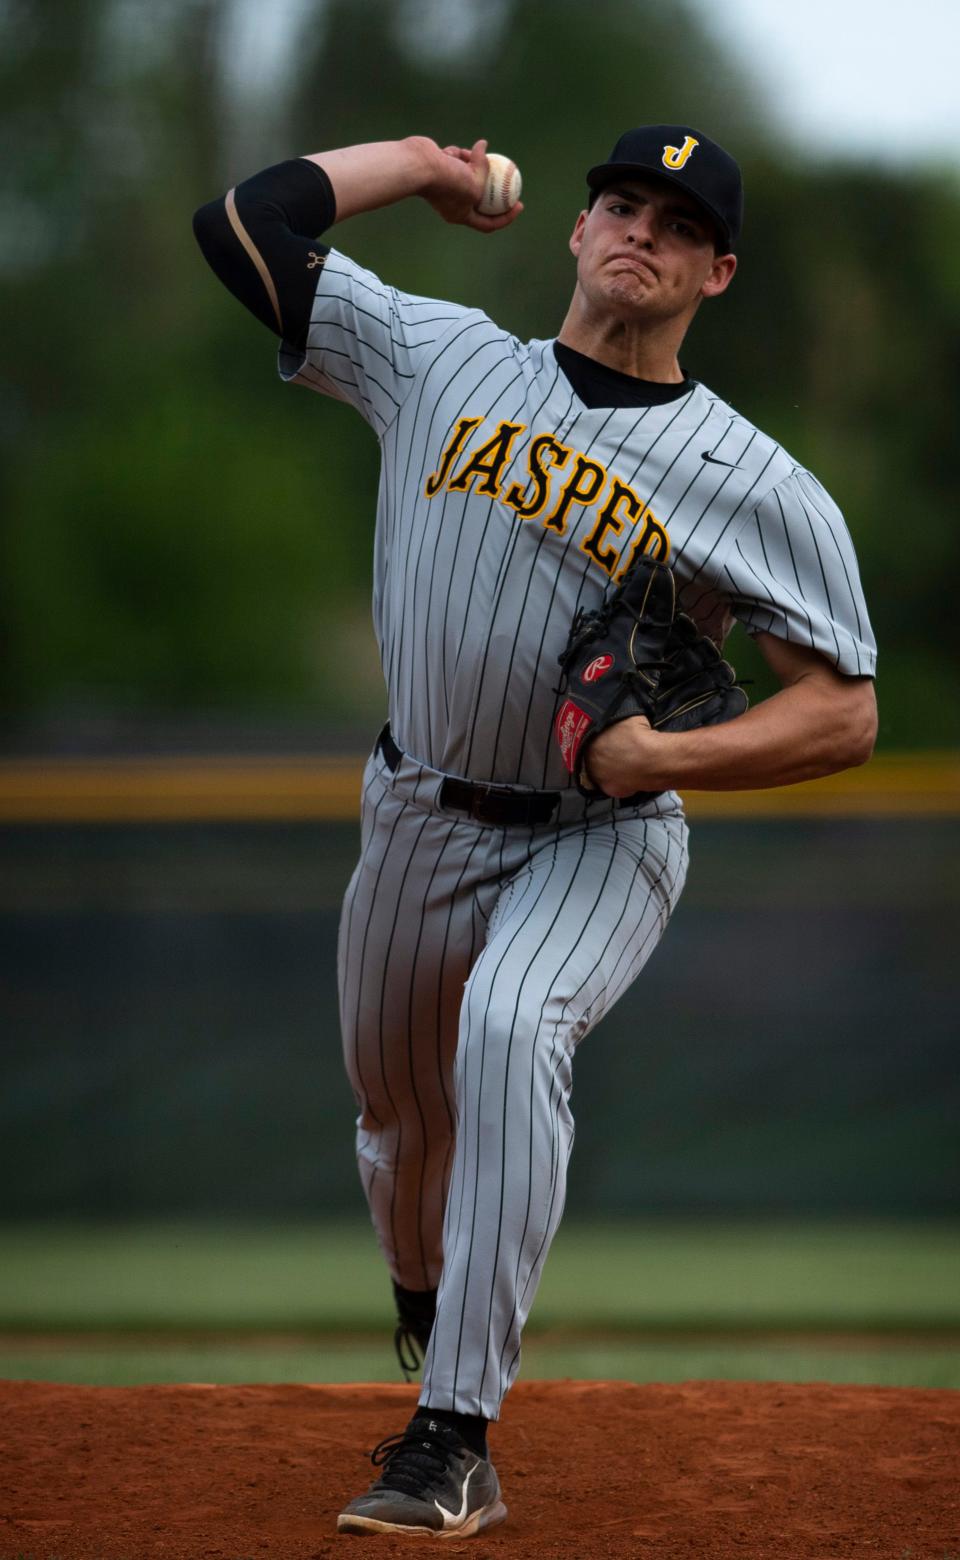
{"left": 586, "top": 125, "right": 744, "bottom": 252}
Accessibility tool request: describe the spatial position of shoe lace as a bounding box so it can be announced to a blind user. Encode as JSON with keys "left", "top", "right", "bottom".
{"left": 369, "top": 1422, "right": 457, "bottom": 1498}
{"left": 392, "top": 1285, "right": 436, "bottom": 1380}
{"left": 393, "top": 1322, "right": 424, "bottom": 1381}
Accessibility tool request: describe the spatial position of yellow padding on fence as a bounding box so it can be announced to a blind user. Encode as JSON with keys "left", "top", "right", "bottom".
{"left": 0, "top": 752, "right": 956, "bottom": 822}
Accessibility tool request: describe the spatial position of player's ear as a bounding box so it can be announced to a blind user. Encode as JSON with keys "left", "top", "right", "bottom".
{"left": 569, "top": 210, "right": 588, "bottom": 257}
{"left": 701, "top": 252, "right": 737, "bottom": 299}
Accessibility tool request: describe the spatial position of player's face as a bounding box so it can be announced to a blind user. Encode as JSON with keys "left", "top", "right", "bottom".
{"left": 569, "top": 178, "right": 736, "bottom": 326}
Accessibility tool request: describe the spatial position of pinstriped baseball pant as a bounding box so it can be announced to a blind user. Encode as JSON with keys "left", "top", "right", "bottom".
{"left": 337, "top": 740, "right": 689, "bottom": 1420}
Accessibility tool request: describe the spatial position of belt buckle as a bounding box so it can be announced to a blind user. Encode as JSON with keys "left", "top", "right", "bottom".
{"left": 468, "top": 783, "right": 511, "bottom": 826}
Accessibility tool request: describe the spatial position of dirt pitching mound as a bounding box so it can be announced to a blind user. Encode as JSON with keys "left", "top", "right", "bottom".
{"left": 2, "top": 1378, "right": 958, "bottom": 1558}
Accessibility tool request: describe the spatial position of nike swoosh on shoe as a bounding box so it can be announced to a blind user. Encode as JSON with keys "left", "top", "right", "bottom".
{"left": 434, "top": 1463, "right": 474, "bottom": 1529}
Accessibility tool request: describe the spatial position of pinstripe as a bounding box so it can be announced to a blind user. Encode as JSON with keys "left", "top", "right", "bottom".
{"left": 429, "top": 828, "right": 489, "bottom": 1199}
{"left": 726, "top": 533, "right": 780, "bottom": 636}
{"left": 420, "top": 848, "right": 549, "bottom": 1407}
{"left": 672, "top": 439, "right": 787, "bottom": 631}
{"left": 345, "top": 797, "right": 410, "bottom": 1209}
{"left": 419, "top": 480, "right": 459, "bottom": 739}
{"left": 393, "top": 319, "right": 499, "bottom": 519}
{"left": 798, "top": 503, "right": 838, "bottom": 621}
{"left": 448, "top": 831, "right": 572, "bottom": 1400}
{"left": 461, "top": 389, "right": 583, "bottom": 776}
{"left": 386, "top": 328, "right": 508, "bottom": 708}
{"left": 433, "top": 400, "right": 529, "bottom": 737}
{"left": 453, "top": 359, "right": 565, "bottom": 761}
{"left": 318, "top": 258, "right": 466, "bottom": 335}
{"left": 503, "top": 1023, "right": 565, "bottom": 1389}
{"left": 347, "top": 757, "right": 392, "bottom": 1180}
{"left": 660, "top": 430, "right": 741, "bottom": 528}
{"left": 411, "top": 372, "right": 527, "bottom": 737}
{"left": 622, "top": 396, "right": 710, "bottom": 491}
{"left": 496, "top": 823, "right": 683, "bottom": 1397}
{"left": 793, "top": 480, "right": 867, "bottom": 671}
{"left": 497, "top": 816, "right": 677, "bottom": 1388}
{"left": 338, "top": 767, "right": 392, "bottom": 1132}
{"left": 664, "top": 428, "right": 757, "bottom": 541}
{"left": 435, "top": 490, "right": 476, "bottom": 729}
{"left": 418, "top": 808, "right": 685, "bottom": 1415}
{"left": 799, "top": 479, "right": 865, "bottom": 637}
{"left": 306, "top": 319, "right": 416, "bottom": 380}
{"left": 295, "top": 354, "right": 382, "bottom": 429}
{"left": 300, "top": 346, "right": 403, "bottom": 428}
{"left": 440, "top": 368, "right": 533, "bottom": 678}
{"left": 500, "top": 410, "right": 617, "bottom": 785}
{"left": 769, "top": 487, "right": 834, "bottom": 654}
{"left": 309, "top": 305, "right": 452, "bottom": 360}
{"left": 377, "top": 807, "right": 433, "bottom": 1262}
{"left": 484, "top": 824, "right": 625, "bottom": 1396}
{"left": 468, "top": 378, "right": 579, "bottom": 744}
{"left": 449, "top": 836, "right": 577, "bottom": 1397}
{"left": 686, "top": 441, "right": 781, "bottom": 579}
{"left": 601, "top": 827, "right": 684, "bottom": 1013}
{"left": 343, "top": 782, "right": 497, "bottom": 1290}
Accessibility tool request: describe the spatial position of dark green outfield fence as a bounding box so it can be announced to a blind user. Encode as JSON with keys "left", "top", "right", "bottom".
{"left": 3, "top": 813, "right": 958, "bottom": 1220}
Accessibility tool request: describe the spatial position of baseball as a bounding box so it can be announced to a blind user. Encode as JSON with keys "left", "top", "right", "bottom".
{"left": 475, "top": 152, "right": 522, "bottom": 216}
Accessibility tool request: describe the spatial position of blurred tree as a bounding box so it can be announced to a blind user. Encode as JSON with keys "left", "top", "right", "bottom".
{"left": 1, "top": 0, "right": 957, "bottom": 744}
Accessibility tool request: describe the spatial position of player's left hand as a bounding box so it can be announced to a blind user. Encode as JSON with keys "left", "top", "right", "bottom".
{"left": 553, "top": 553, "right": 748, "bottom": 799}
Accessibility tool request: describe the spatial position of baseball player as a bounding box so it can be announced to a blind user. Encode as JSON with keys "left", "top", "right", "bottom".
{"left": 194, "top": 125, "right": 877, "bottom": 1538}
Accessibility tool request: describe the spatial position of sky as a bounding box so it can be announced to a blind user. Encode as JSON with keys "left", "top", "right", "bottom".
{"left": 693, "top": 0, "right": 960, "bottom": 167}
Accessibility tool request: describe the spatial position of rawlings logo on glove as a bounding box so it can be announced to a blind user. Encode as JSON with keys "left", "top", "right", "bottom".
{"left": 555, "top": 700, "right": 594, "bottom": 773}
{"left": 554, "top": 552, "right": 748, "bottom": 796}
{"left": 581, "top": 654, "right": 614, "bottom": 683}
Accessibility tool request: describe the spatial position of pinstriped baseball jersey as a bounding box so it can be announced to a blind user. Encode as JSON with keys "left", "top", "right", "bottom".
{"left": 280, "top": 250, "right": 875, "bottom": 789}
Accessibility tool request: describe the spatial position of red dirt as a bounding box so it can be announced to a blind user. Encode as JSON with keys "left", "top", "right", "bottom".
{"left": 2, "top": 1378, "right": 959, "bottom": 1559}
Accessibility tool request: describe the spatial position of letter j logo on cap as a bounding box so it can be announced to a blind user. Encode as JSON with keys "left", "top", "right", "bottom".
{"left": 662, "top": 135, "right": 699, "bottom": 170}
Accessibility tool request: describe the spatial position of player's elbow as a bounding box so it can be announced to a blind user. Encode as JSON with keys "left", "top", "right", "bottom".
{"left": 192, "top": 200, "right": 216, "bottom": 244}
{"left": 192, "top": 197, "right": 232, "bottom": 271}
{"left": 835, "top": 677, "right": 878, "bottom": 769}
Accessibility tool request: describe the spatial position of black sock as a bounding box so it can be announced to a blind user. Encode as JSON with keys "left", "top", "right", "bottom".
{"left": 392, "top": 1279, "right": 438, "bottom": 1327}
{"left": 417, "top": 1406, "right": 488, "bottom": 1457}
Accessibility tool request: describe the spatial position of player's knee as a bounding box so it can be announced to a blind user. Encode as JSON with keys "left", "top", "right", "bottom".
{"left": 460, "top": 980, "right": 581, "bottom": 1079}
{"left": 357, "top": 1120, "right": 453, "bottom": 1177}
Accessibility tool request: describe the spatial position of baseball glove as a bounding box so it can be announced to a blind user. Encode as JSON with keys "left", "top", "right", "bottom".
{"left": 554, "top": 552, "right": 748, "bottom": 796}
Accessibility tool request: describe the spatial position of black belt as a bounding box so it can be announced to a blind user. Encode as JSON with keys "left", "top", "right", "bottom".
{"left": 376, "top": 725, "right": 561, "bottom": 827}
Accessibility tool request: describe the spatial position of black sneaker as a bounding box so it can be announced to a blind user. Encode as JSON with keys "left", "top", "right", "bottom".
{"left": 392, "top": 1281, "right": 437, "bottom": 1381}
{"left": 336, "top": 1413, "right": 507, "bottom": 1537}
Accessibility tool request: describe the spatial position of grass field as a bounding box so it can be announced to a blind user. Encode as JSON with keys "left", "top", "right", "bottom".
{"left": 2, "top": 1220, "right": 958, "bottom": 1389}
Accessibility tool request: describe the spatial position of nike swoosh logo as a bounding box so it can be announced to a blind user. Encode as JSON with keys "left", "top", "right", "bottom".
{"left": 701, "top": 450, "right": 737, "bottom": 466}
{"left": 434, "top": 1463, "right": 474, "bottom": 1530}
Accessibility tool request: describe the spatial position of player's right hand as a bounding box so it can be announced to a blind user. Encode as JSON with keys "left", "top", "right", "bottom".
{"left": 415, "top": 136, "right": 523, "bottom": 233}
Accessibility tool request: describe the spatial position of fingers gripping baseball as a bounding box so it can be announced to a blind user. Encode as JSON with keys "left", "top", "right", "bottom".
{"left": 426, "top": 138, "right": 524, "bottom": 231}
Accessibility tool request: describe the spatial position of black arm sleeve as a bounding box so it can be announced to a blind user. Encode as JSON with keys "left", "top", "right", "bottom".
{"left": 192, "top": 159, "right": 338, "bottom": 351}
